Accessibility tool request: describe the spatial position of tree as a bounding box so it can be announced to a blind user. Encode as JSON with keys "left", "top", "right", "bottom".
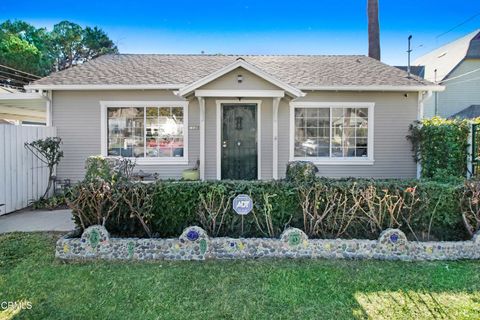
{"left": 0, "top": 20, "right": 53, "bottom": 76}
{"left": 51, "top": 21, "right": 118, "bottom": 71}
{"left": 367, "top": 0, "right": 381, "bottom": 60}
{"left": 24, "top": 137, "right": 64, "bottom": 199}
{"left": 0, "top": 20, "right": 118, "bottom": 77}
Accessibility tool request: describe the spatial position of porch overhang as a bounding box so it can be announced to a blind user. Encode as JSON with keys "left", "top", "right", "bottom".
{"left": 0, "top": 93, "right": 48, "bottom": 123}
{"left": 194, "top": 90, "right": 285, "bottom": 98}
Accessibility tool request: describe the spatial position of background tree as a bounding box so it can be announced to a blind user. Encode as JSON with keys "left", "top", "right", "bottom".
{"left": 0, "top": 20, "right": 53, "bottom": 76}
{"left": 0, "top": 19, "right": 118, "bottom": 78}
{"left": 367, "top": 0, "right": 381, "bottom": 60}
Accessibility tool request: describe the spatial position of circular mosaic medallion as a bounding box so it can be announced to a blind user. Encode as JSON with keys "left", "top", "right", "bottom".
{"left": 378, "top": 229, "right": 407, "bottom": 252}
{"left": 280, "top": 228, "right": 308, "bottom": 248}
{"left": 80, "top": 225, "right": 110, "bottom": 250}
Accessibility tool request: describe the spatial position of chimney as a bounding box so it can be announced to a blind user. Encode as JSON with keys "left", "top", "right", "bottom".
{"left": 367, "top": 0, "right": 381, "bottom": 60}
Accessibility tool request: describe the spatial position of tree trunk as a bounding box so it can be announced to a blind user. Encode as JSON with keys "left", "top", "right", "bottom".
{"left": 367, "top": 0, "right": 381, "bottom": 60}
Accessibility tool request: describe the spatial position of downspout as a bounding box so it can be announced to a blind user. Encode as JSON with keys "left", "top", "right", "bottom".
{"left": 416, "top": 90, "right": 432, "bottom": 178}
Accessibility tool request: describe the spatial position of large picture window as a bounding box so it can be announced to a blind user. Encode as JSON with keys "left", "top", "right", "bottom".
{"left": 102, "top": 102, "right": 188, "bottom": 163}
{"left": 291, "top": 102, "right": 373, "bottom": 164}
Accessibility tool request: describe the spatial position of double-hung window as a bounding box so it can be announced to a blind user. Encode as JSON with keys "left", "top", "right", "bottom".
{"left": 291, "top": 102, "right": 374, "bottom": 164}
{"left": 101, "top": 101, "right": 188, "bottom": 164}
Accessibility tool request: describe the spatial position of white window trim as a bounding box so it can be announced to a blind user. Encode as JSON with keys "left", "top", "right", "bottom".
{"left": 289, "top": 101, "right": 375, "bottom": 165}
{"left": 216, "top": 99, "right": 262, "bottom": 180}
{"left": 100, "top": 100, "right": 189, "bottom": 165}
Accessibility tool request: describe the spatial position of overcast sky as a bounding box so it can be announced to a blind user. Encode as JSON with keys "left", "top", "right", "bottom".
{"left": 1, "top": 0, "right": 479, "bottom": 66}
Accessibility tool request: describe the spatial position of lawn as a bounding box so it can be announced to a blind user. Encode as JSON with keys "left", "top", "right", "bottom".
{"left": 1, "top": 233, "right": 480, "bottom": 319}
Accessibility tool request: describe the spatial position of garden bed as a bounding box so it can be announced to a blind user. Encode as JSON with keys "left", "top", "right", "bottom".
{"left": 56, "top": 225, "right": 480, "bottom": 261}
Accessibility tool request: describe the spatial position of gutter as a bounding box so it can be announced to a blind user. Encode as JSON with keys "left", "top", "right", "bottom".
{"left": 25, "top": 84, "right": 445, "bottom": 93}
{"left": 24, "top": 84, "right": 186, "bottom": 91}
{"left": 298, "top": 85, "right": 445, "bottom": 92}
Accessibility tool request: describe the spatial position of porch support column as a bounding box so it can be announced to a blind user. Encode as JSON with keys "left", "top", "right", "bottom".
{"left": 197, "top": 97, "right": 206, "bottom": 180}
{"left": 46, "top": 90, "right": 52, "bottom": 127}
{"left": 272, "top": 97, "right": 281, "bottom": 179}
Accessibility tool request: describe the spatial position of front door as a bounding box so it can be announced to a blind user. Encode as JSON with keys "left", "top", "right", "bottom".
{"left": 221, "top": 104, "right": 258, "bottom": 180}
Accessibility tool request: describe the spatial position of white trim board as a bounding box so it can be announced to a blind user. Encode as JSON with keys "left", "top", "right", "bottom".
{"left": 289, "top": 101, "right": 375, "bottom": 165}
{"left": 195, "top": 90, "right": 285, "bottom": 98}
{"left": 179, "top": 59, "right": 304, "bottom": 98}
{"left": 215, "top": 99, "right": 262, "bottom": 180}
{"left": 99, "top": 100, "right": 189, "bottom": 165}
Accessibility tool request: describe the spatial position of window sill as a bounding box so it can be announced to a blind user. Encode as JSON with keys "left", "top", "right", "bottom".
{"left": 136, "top": 158, "right": 189, "bottom": 166}
{"left": 292, "top": 158, "right": 375, "bottom": 165}
{"left": 105, "top": 156, "right": 189, "bottom": 166}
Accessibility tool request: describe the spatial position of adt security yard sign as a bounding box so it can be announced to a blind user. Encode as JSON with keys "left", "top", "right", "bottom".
{"left": 233, "top": 194, "right": 253, "bottom": 215}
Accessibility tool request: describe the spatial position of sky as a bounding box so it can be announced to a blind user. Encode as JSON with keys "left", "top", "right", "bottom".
{"left": 1, "top": 0, "right": 479, "bottom": 66}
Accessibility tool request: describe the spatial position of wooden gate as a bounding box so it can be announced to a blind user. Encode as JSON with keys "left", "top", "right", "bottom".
{"left": 0, "top": 125, "right": 56, "bottom": 215}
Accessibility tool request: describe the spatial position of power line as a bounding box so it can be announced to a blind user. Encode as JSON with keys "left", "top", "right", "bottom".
{"left": 444, "top": 75, "right": 480, "bottom": 86}
{"left": 440, "top": 67, "right": 480, "bottom": 83}
{"left": 0, "top": 74, "right": 26, "bottom": 85}
{"left": 0, "top": 69, "right": 37, "bottom": 82}
{"left": 436, "top": 12, "right": 480, "bottom": 39}
{"left": 0, "top": 64, "right": 41, "bottom": 79}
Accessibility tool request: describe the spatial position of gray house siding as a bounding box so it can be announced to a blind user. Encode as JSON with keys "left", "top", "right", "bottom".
{"left": 52, "top": 89, "right": 418, "bottom": 182}
{"left": 52, "top": 90, "right": 199, "bottom": 181}
{"left": 424, "top": 60, "right": 480, "bottom": 118}
{"left": 278, "top": 91, "right": 418, "bottom": 179}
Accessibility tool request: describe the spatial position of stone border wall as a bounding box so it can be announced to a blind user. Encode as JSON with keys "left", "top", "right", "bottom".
{"left": 56, "top": 226, "right": 480, "bottom": 261}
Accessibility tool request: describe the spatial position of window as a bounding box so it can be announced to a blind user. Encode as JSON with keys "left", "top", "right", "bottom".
{"left": 101, "top": 101, "right": 188, "bottom": 163}
{"left": 291, "top": 102, "right": 373, "bottom": 164}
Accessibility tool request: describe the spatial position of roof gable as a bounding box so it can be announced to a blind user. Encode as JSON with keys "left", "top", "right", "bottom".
{"left": 177, "top": 58, "right": 304, "bottom": 97}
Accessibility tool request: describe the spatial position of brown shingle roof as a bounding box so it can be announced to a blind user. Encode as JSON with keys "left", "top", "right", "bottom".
{"left": 31, "top": 54, "right": 434, "bottom": 88}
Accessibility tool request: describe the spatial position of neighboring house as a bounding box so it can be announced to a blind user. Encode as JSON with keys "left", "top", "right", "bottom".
{"left": 394, "top": 66, "right": 425, "bottom": 79}
{"left": 414, "top": 29, "right": 480, "bottom": 118}
{"left": 25, "top": 54, "right": 442, "bottom": 181}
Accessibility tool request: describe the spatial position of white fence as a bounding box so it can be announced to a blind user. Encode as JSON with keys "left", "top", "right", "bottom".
{"left": 0, "top": 125, "right": 57, "bottom": 215}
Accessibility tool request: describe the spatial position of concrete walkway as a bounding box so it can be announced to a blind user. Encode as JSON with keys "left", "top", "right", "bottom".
{"left": 0, "top": 209, "right": 75, "bottom": 234}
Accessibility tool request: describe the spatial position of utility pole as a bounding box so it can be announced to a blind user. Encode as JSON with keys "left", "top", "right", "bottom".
{"left": 407, "top": 35, "right": 412, "bottom": 78}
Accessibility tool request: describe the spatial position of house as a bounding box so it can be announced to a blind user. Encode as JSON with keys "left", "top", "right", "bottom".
{"left": 414, "top": 29, "right": 480, "bottom": 118}
{"left": 25, "top": 54, "right": 442, "bottom": 181}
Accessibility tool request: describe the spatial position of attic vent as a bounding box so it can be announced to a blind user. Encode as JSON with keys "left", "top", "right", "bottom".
{"left": 437, "top": 51, "right": 447, "bottom": 58}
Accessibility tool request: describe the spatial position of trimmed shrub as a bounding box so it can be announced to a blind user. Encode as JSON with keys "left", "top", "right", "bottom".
{"left": 68, "top": 177, "right": 468, "bottom": 241}
{"left": 407, "top": 117, "right": 470, "bottom": 179}
{"left": 285, "top": 161, "right": 318, "bottom": 184}
{"left": 84, "top": 156, "right": 135, "bottom": 183}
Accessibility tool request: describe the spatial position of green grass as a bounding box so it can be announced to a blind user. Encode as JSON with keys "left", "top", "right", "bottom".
{"left": 1, "top": 233, "right": 480, "bottom": 319}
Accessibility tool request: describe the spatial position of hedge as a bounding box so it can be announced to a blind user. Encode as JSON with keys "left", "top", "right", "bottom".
{"left": 68, "top": 177, "right": 470, "bottom": 241}
{"left": 407, "top": 117, "right": 471, "bottom": 179}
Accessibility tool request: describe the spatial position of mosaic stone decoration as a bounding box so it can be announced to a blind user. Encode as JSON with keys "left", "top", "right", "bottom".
{"left": 280, "top": 228, "right": 308, "bottom": 248}
{"left": 80, "top": 225, "right": 110, "bottom": 252}
{"left": 56, "top": 226, "right": 480, "bottom": 262}
{"left": 378, "top": 229, "right": 408, "bottom": 255}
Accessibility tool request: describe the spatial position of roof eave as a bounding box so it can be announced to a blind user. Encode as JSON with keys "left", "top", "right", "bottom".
{"left": 298, "top": 85, "right": 445, "bottom": 92}
{"left": 24, "top": 84, "right": 186, "bottom": 91}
